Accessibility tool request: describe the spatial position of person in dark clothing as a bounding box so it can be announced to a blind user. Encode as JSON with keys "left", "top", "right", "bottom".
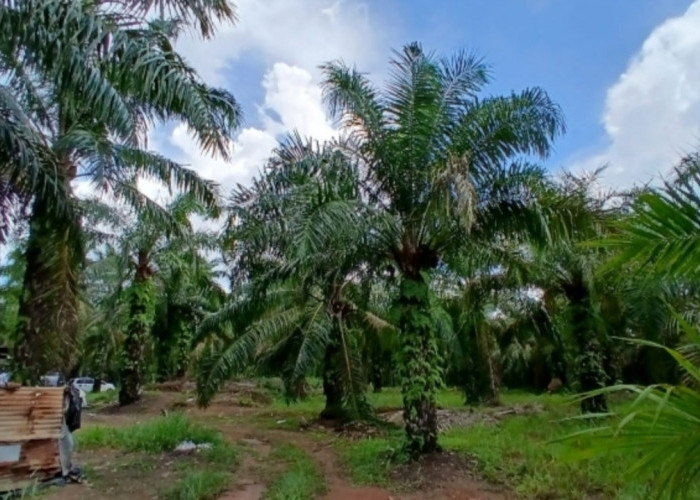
{"left": 59, "top": 385, "right": 82, "bottom": 483}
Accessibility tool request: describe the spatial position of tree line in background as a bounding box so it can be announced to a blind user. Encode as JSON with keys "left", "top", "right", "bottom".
{"left": 2, "top": 0, "right": 700, "bottom": 495}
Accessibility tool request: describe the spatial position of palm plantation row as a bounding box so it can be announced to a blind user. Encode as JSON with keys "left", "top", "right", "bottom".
{"left": 1, "top": 1, "right": 699, "bottom": 496}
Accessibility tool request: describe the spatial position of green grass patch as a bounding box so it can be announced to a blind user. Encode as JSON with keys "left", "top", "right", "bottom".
{"left": 336, "top": 391, "right": 662, "bottom": 499}
{"left": 162, "top": 470, "right": 230, "bottom": 500}
{"left": 77, "top": 414, "right": 238, "bottom": 499}
{"left": 270, "top": 394, "right": 324, "bottom": 416}
{"left": 440, "top": 398, "right": 652, "bottom": 499}
{"left": 86, "top": 390, "right": 118, "bottom": 407}
{"left": 365, "top": 386, "right": 466, "bottom": 410}
{"left": 337, "top": 434, "right": 403, "bottom": 487}
{"left": 78, "top": 414, "right": 222, "bottom": 453}
{"left": 265, "top": 444, "right": 325, "bottom": 500}
{"left": 267, "top": 386, "right": 466, "bottom": 421}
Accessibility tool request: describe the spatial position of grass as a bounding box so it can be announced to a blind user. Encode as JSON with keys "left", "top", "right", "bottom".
{"left": 336, "top": 432, "right": 404, "bottom": 487}
{"left": 440, "top": 413, "right": 648, "bottom": 499}
{"left": 71, "top": 384, "right": 684, "bottom": 499}
{"left": 268, "top": 386, "right": 466, "bottom": 420}
{"left": 265, "top": 444, "right": 325, "bottom": 500}
{"left": 162, "top": 471, "right": 230, "bottom": 500}
{"left": 78, "top": 414, "right": 222, "bottom": 453}
{"left": 366, "top": 386, "right": 467, "bottom": 409}
{"left": 86, "top": 390, "right": 118, "bottom": 407}
{"left": 338, "top": 390, "right": 657, "bottom": 499}
{"left": 77, "top": 414, "right": 238, "bottom": 500}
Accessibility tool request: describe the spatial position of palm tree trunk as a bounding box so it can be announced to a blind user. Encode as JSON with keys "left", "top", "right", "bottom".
{"left": 568, "top": 283, "right": 608, "bottom": 413}
{"left": 320, "top": 340, "right": 344, "bottom": 420}
{"left": 578, "top": 337, "right": 608, "bottom": 413}
{"left": 370, "top": 351, "right": 384, "bottom": 393}
{"left": 119, "top": 250, "right": 154, "bottom": 406}
{"left": 14, "top": 190, "right": 81, "bottom": 383}
{"left": 398, "top": 274, "right": 440, "bottom": 455}
{"left": 464, "top": 327, "right": 500, "bottom": 405}
{"left": 175, "top": 325, "right": 192, "bottom": 379}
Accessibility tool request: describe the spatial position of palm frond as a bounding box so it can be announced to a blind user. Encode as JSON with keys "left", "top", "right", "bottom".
{"left": 320, "top": 61, "right": 383, "bottom": 139}
{"left": 454, "top": 87, "right": 565, "bottom": 167}
{"left": 126, "top": 0, "right": 236, "bottom": 39}
{"left": 603, "top": 155, "right": 700, "bottom": 278}
{"left": 560, "top": 332, "right": 700, "bottom": 499}
{"left": 196, "top": 303, "right": 304, "bottom": 406}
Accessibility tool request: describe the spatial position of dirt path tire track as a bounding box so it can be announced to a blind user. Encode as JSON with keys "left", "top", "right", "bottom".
{"left": 213, "top": 421, "right": 509, "bottom": 500}
{"left": 44, "top": 392, "right": 511, "bottom": 500}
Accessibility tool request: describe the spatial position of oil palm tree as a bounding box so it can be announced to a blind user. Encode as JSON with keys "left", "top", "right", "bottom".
{"left": 112, "top": 195, "right": 217, "bottom": 404}
{"left": 150, "top": 251, "right": 227, "bottom": 382}
{"left": 0, "top": 0, "right": 240, "bottom": 380}
{"left": 321, "top": 42, "right": 565, "bottom": 454}
{"left": 196, "top": 134, "right": 389, "bottom": 420}
{"left": 528, "top": 171, "right": 627, "bottom": 412}
{"left": 572, "top": 153, "right": 700, "bottom": 498}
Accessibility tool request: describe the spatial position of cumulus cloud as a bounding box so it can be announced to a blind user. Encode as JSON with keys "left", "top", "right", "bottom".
{"left": 166, "top": 0, "right": 387, "bottom": 198}
{"left": 72, "top": 1, "right": 383, "bottom": 205}
{"left": 572, "top": 0, "right": 700, "bottom": 188}
{"left": 176, "top": 0, "right": 385, "bottom": 85}
{"left": 169, "top": 62, "right": 336, "bottom": 195}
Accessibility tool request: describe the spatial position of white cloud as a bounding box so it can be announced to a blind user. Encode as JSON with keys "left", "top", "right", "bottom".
{"left": 572, "top": 0, "right": 700, "bottom": 189}
{"left": 169, "top": 62, "right": 336, "bottom": 194}
{"left": 66, "top": 1, "right": 383, "bottom": 208}
{"left": 176, "top": 0, "right": 385, "bottom": 85}
{"left": 167, "top": 0, "right": 388, "bottom": 198}
{"left": 260, "top": 64, "right": 336, "bottom": 141}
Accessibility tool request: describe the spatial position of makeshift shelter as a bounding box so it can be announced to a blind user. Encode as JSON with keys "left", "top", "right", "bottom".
{"left": 0, "top": 387, "right": 64, "bottom": 492}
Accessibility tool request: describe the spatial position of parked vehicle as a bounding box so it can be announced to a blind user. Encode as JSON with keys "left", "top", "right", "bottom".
{"left": 71, "top": 377, "right": 116, "bottom": 393}
{"left": 0, "top": 372, "right": 10, "bottom": 387}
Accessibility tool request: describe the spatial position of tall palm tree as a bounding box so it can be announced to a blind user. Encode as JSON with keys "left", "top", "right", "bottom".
{"left": 562, "top": 155, "right": 700, "bottom": 498}
{"left": 196, "top": 134, "right": 387, "bottom": 420}
{"left": 530, "top": 171, "right": 625, "bottom": 412}
{"left": 321, "top": 42, "right": 564, "bottom": 454}
{"left": 0, "top": 244, "right": 25, "bottom": 344}
{"left": 0, "top": 0, "right": 240, "bottom": 380}
{"left": 77, "top": 244, "right": 128, "bottom": 390}
{"left": 151, "top": 249, "right": 226, "bottom": 382}
{"left": 109, "top": 195, "right": 217, "bottom": 404}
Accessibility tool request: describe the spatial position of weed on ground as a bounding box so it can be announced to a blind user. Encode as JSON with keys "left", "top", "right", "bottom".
{"left": 74, "top": 414, "right": 238, "bottom": 500}
{"left": 162, "top": 470, "right": 230, "bottom": 500}
{"left": 264, "top": 444, "right": 325, "bottom": 500}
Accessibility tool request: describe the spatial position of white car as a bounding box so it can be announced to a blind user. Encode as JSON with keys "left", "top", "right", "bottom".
{"left": 71, "top": 377, "right": 116, "bottom": 393}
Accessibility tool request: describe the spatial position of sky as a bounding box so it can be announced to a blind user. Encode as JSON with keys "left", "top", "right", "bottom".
{"left": 143, "top": 0, "right": 700, "bottom": 199}
{"left": 3, "top": 1, "right": 700, "bottom": 271}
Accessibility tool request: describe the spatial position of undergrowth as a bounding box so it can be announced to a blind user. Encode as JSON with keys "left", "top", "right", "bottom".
{"left": 162, "top": 471, "right": 230, "bottom": 500}
{"left": 265, "top": 444, "right": 325, "bottom": 500}
{"left": 77, "top": 414, "right": 238, "bottom": 500}
{"left": 86, "top": 390, "right": 118, "bottom": 407}
{"left": 78, "top": 414, "right": 221, "bottom": 453}
{"left": 338, "top": 391, "right": 655, "bottom": 499}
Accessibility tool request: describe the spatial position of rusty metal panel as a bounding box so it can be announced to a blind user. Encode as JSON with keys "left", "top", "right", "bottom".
{"left": 0, "top": 387, "right": 63, "bottom": 442}
{"left": 0, "top": 387, "right": 63, "bottom": 491}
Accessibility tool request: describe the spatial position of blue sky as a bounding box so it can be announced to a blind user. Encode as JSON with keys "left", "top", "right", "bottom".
{"left": 5, "top": 0, "right": 700, "bottom": 264}
{"left": 382, "top": 0, "right": 693, "bottom": 167}
{"left": 146, "top": 0, "right": 700, "bottom": 198}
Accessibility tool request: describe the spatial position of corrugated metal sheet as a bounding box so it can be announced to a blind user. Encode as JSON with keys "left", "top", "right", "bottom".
{"left": 0, "top": 387, "right": 63, "bottom": 492}
{"left": 0, "top": 387, "right": 63, "bottom": 441}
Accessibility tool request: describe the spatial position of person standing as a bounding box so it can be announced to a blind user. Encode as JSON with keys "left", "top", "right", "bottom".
{"left": 59, "top": 385, "right": 83, "bottom": 483}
